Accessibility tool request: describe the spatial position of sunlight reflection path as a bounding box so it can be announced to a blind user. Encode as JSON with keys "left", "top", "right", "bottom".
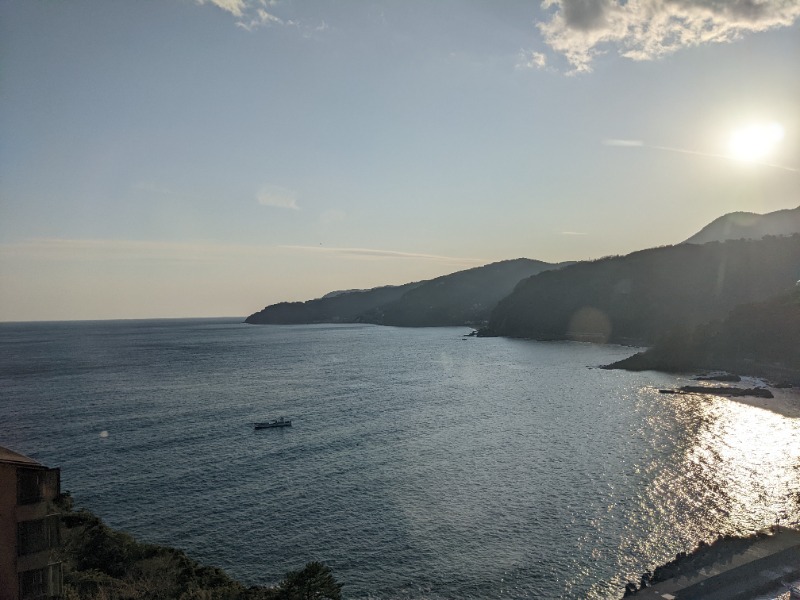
{"left": 688, "top": 397, "right": 800, "bottom": 532}
{"left": 584, "top": 387, "right": 800, "bottom": 598}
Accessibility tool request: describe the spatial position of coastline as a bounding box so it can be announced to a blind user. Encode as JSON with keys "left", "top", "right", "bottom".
{"left": 621, "top": 527, "right": 800, "bottom": 599}
{"left": 604, "top": 348, "right": 800, "bottom": 418}
{"left": 671, "top": 374, "right": 800, "bottom": 419}
{"left": 732, "top": 383, "right": 800, "bottom": 418}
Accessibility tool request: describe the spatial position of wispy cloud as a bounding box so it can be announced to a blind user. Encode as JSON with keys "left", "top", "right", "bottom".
{"left": 236, "top": 8, "right": 284, "bottom": 31}
{"left": 516, "top": 49, "right": 548, "bottom": 70}
{"left": 195, "top": 0, "right": 327, "bottom": 34}
{"left": 538, "top": 0, "right": 800, "bottom": 73}
{"left": 603, "top": 139, "right": 644, "bottom": 147}
{"left": 257, "top": 186, "right": 300, "bottom": 210}
{"left": 279, "top": 245, "right": 487, "bottom": 265}
{"left": 1, "top": 239, "right": 488, "bottom": 267}
{"left": 649, "top": 144, "right": 799, "bottom": 172}
{"left": 299, "top": 19, "right": 329, "bottom": 39}
{"left": 196, "top": 0, "right": 284, "bottom": 30}
{"left": 196, "top": 0, "right": 248, "bottom": 18}
{"left": 559, "top": 231, "right": 587, "bottom": 236}
{"left": 603, "top": 139, "right": 799, "bottom": 172}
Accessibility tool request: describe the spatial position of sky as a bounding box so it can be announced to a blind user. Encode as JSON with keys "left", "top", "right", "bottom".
{"left": 1, "top": 0, "right": 799, "bottom": 321}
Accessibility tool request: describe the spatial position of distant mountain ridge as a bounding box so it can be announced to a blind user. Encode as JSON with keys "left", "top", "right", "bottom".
{"left": 484, "top": 234, "right": 800, "bottom": 345}
{"left": 245, "top": 258, "right": 560, "bottom": 327}
{"left": 358, "top": 258, "right": 560, "bottom": 327}
{"left": 245, "top": 282, "right": 421, "bottom": 325}
{"left": 245, "top": 207, "right": 800, "bottom": 383}
{"left": 247, "top": 206, "right": 800, "bottom": 346}
{"left": 683, "top": 205, "right": 800, "bottom": 245}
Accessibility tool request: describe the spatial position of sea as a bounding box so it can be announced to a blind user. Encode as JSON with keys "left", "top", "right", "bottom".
{"left": 1, "top": 318, "right": 799, "bottom": 599}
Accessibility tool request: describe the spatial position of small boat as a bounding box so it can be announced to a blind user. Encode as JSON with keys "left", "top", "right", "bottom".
{"left": 253, "top": 417, "right": 292, "bottom": 429}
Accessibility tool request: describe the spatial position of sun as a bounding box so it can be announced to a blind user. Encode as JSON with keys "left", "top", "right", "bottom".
{"left": 727, "top": 122, "right": 784, "bottom": 163}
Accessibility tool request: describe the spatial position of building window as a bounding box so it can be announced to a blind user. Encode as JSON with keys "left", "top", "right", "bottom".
{"left": 18, "top": 563, "right": 61, "bottom": 600}
{"left": 17, "top": 515, "right": 60, "bottom": 556}
{"left": 19, "top": 567, "right": 46, "bottom": 600}
{"left": 17, "top": 468, "right": 59, "bottom": 505}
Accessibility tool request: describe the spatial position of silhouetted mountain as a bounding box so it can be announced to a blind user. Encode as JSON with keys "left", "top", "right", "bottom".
{"left": 358, "top": 258, "right": 561, "bottom": 327}
{"left": 607, "top": 286, "right": 800, "bottom": 384}
{"left": 245, "top": 258, "right": 562, "bottom": 327}
{"left": 321, "top": 289, "right": 365, "bottom": 299}
{"left": 245, "top": 282, "right": 420, "bottom": 324}
{"left": 484, "top": 235, "right": 800, "bottom": 345}
{"left": 683, "top": 205, "right": 800, "bottom": 245}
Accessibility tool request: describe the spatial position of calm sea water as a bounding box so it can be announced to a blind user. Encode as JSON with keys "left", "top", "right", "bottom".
{"left": 1, "top": 319, "right": 799, "bottom": 599}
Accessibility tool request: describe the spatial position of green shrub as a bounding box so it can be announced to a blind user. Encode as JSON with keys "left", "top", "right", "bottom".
{"left": 55, "top": 493, "right": 342, "bottom": 600}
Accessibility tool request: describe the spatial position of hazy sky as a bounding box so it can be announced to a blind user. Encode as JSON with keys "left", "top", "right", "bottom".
{"left": 1, "top": 0, "right": 799, "bottom": 321}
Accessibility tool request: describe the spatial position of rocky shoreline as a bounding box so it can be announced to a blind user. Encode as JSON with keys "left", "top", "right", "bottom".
{"left": 620, "top": 527, "right": 800, "bottom": 598}
{"left": 658, "top": 385, "right": 775, "bottom": 398}
{"left": 603, "top": 351, "right": 800, "bottom": 388}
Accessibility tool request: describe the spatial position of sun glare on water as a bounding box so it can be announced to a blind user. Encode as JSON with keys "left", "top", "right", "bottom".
{"left": 727, "top": 122, "right": 784, "bottom": 163}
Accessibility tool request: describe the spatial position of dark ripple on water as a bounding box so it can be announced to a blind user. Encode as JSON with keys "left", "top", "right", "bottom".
{"left": 1, "top": 319, "right": 799, "bottom": 599}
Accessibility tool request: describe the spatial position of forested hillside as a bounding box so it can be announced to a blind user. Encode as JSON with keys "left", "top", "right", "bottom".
{"left": 358, "top": 258, "right": 558, "bottom": 327}
{"left": 245, "top": 283, "right": 420, "bottom": 324}
{"left": 246, "top": 259, "right": 559, "bottom": 327}
{"left": 683, "top": 205, "right": 800, "bottom": 244}
{"left": 485, "top": 235, "right": 800, "bottom": 345}
{"left": 608, "top": 287, "right": 800, "bottom": 383}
